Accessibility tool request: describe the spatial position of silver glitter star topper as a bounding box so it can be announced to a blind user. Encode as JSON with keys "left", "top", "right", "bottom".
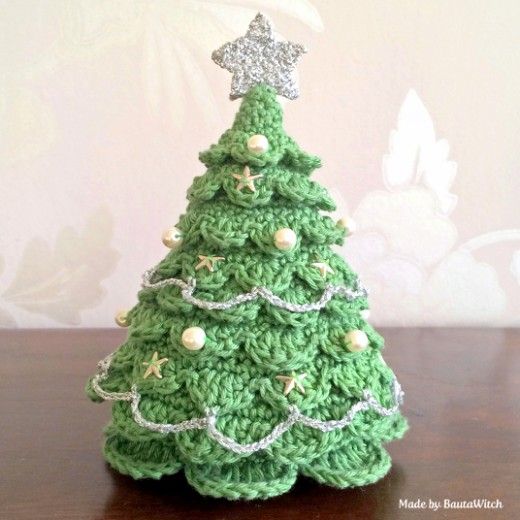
{"left": 212, "top": 12, "right": 307, "bottom": 100}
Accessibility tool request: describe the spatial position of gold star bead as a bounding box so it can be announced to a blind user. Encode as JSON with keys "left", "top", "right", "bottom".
{"left": 275, "top": 372, "right": 307, "bottom": 396}
{"left": 142, "top": 352, "right": 169, "bottom": 379}
{"left": 311, "top": 261, "right": 334, "bottom": 279}
{"left": 232, "top": 165, "right": 263, "bottom": 192}
{"left": 195, "top": 255, "right": 225, "bottom": 272}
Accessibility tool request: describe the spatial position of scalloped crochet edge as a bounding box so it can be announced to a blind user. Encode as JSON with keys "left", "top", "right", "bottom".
{"left": 90, "top": 352, "right": 404, "bottom": 455}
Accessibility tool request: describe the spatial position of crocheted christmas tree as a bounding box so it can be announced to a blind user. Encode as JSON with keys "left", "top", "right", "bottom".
{"left": 86, "top": 13, "right": 408, "bottom": 500}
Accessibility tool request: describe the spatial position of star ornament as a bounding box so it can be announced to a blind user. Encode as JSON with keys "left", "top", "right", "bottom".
{"left": 233, "top": 165, "right": 263, "bottom": 192}
{"left": 196, "top": 255, "right": 225, "bottom": 272}
{"left": 311, "top": 260, "right": 334, "bottom": 279}
{"left": 142, "top": 352, "right": 168, "bottom": 379}
{"left": 212, "top": 12, "right": 307, "bottom": 100}
{"left": 276, "top": 372, "right": 307, "bottom": 396}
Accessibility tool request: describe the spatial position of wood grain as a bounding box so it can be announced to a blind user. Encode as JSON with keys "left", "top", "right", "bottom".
{"left": 0, "top": 328, "right": 518, "bottom": 519}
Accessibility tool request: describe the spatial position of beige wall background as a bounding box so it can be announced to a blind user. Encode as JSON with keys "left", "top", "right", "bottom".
{"left": 1, "top": 0, "right": 519, "bottom": 328}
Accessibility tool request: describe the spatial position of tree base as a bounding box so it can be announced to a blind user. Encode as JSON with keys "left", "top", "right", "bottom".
{"left": 102, "top": 416, "right": 408, "bottom": 499}
{"left": 103, "top": 438, "right": 395, "bottom": 499}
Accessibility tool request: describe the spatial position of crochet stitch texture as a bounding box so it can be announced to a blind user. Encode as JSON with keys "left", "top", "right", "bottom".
{"left": 86, "top": 85, "right": 408, "bottom": 500}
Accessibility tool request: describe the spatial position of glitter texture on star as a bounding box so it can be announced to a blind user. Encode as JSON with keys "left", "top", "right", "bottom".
{"left": 212, "top": 12, "right": 306, "bottom": 100}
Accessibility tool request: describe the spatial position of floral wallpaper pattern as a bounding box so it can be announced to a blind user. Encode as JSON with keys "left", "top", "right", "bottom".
{"left": 1, "top": 1, "right": 519, "bottom": 327}
{"left": 1, "top": 208, "right": 119, "bottom": 326}
{"left": 340, "top": 90, "right": 513, "bottom": 326}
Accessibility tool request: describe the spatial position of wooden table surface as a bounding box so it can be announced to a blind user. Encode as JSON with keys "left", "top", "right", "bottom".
{"left": 0, "top": 328, "right": 518, "bottom": 519}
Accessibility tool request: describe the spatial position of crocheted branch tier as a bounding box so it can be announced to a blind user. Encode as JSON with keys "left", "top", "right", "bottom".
{"left": 90, "top": 352, "right": 404, "bottom": 454}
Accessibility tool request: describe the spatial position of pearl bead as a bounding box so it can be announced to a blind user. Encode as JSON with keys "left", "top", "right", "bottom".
{"left": 115, "top": 309, "right": 129, "bottom": 327}
{"left": 360, "top": 309, "right": 371, "bottom": 320}
{"left": 162, "top": 227, "right": 182, "bottom": 249}
{"left": 247, "top": 134, "right": 269, "bottom": 154}
{"left": 274, "top": 228, "right": 297, "bottom": 251}
{"left": 344, "top": 330, "right": 369, "bottom": 353}
{"left": 337, "top": 216, "right": 357, "bottom": 235}
{"left": 181, "top": 326, "right": 206, "bottom": 351}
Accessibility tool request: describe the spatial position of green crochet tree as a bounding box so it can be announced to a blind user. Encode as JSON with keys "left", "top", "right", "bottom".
{"left": 86, "top": 13, "right": 407, "bottom": 501}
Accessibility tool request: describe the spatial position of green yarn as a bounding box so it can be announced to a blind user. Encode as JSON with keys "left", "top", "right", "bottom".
{"left": 86, "top": 84, "right": 408, "bottom": 500}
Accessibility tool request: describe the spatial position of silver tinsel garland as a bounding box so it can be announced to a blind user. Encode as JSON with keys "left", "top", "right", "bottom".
{"left": 141, "top": 267, "right": 368, "bottom": 313}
